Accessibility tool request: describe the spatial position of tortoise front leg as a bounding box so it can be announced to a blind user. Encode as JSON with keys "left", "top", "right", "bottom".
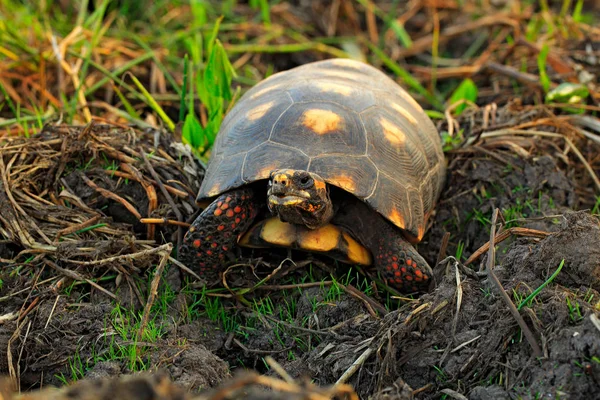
{"left": 374, "top": 232, "right": 433, "bottom": 293}
{"left": 179, "top": 188, "right": 259, "bottom": 281}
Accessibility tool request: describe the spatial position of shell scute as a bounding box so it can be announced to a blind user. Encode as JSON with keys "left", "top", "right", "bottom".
{"left": 309, "top": 155, "right": 377, "bottom": 199}
{"left": 287, "top": 79, "right": 376, "bottom": 112}
{"left": 200, "top": 154, "right": 246, "bottom": 198}
{"left": 270, "top": 102, "right": 366, "bottom": 158}
{"left": 197, "top": 58, "right": 446, "bottom": 239}
{"left": 243, "top": 143, "right": 310, "bottom": 182}
{"left": 362, "top": 107, "right": 428, "bottom": 184}
{"left": 212, "top": 90, "right": 293, "bottom": 157}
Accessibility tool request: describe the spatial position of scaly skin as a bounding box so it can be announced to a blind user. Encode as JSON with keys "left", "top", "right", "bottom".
{"left": 181, "top": 175, "right": 432, "bottom": 293}
{"left": 331, "top": 194, "right": 433, "bottom": 293}
{"left": 179, "top": 188, "right": 259, "bottom": 281}
{"left": 371, "top": 223, "right": 432, "bottom": 293}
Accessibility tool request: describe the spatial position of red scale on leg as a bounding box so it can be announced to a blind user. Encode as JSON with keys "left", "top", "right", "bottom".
{"left": 373, "top": 235, "right": 432, "bottom": 293}
{"left": 179, "top": 188, "right": 259, "bottom": 281}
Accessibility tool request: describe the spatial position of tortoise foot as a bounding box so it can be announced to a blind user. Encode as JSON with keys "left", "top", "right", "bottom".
{"left": 179, "top": 188, "right": 259, "bottom": 281}
{"left": 375, "top": 236, "right": 433, "bottom": 293}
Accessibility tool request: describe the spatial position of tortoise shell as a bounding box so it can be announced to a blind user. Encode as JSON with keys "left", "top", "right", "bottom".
{"left": 197, "top": 58, "right": 446, "bottom": 242}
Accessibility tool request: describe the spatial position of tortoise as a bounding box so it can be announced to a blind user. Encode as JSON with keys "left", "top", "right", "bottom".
{"left": 179, "top": 58, "right": 446, "bottom": 293}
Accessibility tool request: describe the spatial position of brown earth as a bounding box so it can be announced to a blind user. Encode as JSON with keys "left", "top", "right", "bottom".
{"left": 1, "top": 2, "right": 600, "bottom": 399}
{"left": 1, "top": 100, "right": 600, "bottom": 400}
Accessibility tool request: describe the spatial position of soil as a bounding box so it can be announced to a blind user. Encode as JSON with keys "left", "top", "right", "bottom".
{"left": 2, "top": 3, "right": 600, "bottom": 397}
{"left": 2, "top": 101, "right": 600, "bottom": 400}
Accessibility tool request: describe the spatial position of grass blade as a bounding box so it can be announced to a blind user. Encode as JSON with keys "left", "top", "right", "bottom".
{"left": 128, "top": 73, "right": 175, "bottom": 131}
{"left": 518, "top": 259, "right": 565, "bottom": 310}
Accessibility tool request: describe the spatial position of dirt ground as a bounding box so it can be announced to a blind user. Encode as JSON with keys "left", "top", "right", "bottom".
{"left": 2, "top": 100, "right": 600, "bottom": 399}
{"left": 2, "top": 2, "right": 600, "bottom": 400}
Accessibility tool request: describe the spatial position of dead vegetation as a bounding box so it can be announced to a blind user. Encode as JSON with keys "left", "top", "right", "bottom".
{"left": 1, "top": 1, "right": 600, "bottom": 399}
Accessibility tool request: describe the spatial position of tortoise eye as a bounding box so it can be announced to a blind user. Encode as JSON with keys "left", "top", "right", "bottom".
{"left": 299, "top": 176, "right": 312, "bottom": 187}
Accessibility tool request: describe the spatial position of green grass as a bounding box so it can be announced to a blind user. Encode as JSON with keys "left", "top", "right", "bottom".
{"left": 517, "top": 259, "right": 565, "bottom": 310}
{"left": 174, "top": 262, "right": 383, "bottom": 356}
{"left": 55, "top": 349, "right": 86, "bottom": 385}
{"left": 447, "top": 78, "right": 478, "bottom": 115}
{"left": 591, "top": 196, "right": 600, "bottom": 215}
{"left": 54, "top": 303, "right": 163, "bottom": 384}
{"left": 465, "top": 183, "right": 559, "bottom": 233}
{"left": 433, "top": 365, "right": 448, "bottom": 383}
{"left": 566, "top": 296, "right": 584, "bottom": 323}
{"left": 3, "top": 0, "right": 515, "bottom": 142}
{"left": 53, "top": 266, "right": 178, "bottom": 383}
{"left": 455, "top": 240, "right": 465, "bottom": 261}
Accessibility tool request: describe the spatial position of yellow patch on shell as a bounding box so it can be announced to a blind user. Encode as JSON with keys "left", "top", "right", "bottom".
{"left": 328, "top": 175, "right": 356, "bottom": 192}
{"left": 417, "top": 224, "right": 425, "bottom": 241}
{"left": 258, "top": 218, "right": 296, "bottom": 247}
{"left": 388, "top": 208, "right": 406, "bottom": 229}
{"left": 247, "top": 101, "right": 274, "bottom": 121}
{"left": 398, "top": 89, "right": 424, "bottom": 111}
{"left": 206, "top": 182, "right": 221, "bottom": 197}
{"left": 342, "top": 232, "right": 372, "bottom": 266}
{"left": 301, "top": 109, "right": 342, "bottom": 134}
{"left": 239, "top": 218, "right": 372, "bottom": 266}
{"left": 380, "top": 117, "right": 406, "bottom": 145}
{"left": 316, "top": 82, "right": 352, "bottom": 96}
{"left": 250, "top": 84, "right": 282, "bottom": 99}
{"left": 391, "top": 103, "right": 418, "bottom": 125}
{"left": 297, "top": 224, "right": 340, "bottom": 252}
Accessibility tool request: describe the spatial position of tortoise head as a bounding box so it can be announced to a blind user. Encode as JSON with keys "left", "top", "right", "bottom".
{"left": 267, "top": 169, "right": 334, "bottom": 229}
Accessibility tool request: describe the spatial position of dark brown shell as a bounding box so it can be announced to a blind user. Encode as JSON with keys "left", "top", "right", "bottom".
{"left": 197, "top": 59, "right": 446, "bottom": 241}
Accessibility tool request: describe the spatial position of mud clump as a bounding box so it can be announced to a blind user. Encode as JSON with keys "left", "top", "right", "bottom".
{"left": 513, "top": 211, "right": 600, "bottom": 290}
{"left": 279, "top": 209, "right": 600, "bottom": 399}
{"left": 1, "top": 295, "right": 231, "bottom": 393}
{"left": 166, "top": 343, "right": 231, "bottom": 391}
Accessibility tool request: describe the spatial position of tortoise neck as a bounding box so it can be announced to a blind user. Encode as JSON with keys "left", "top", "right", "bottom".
{"left": 330, "top": 193, "right": 393, "bottom": 251}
